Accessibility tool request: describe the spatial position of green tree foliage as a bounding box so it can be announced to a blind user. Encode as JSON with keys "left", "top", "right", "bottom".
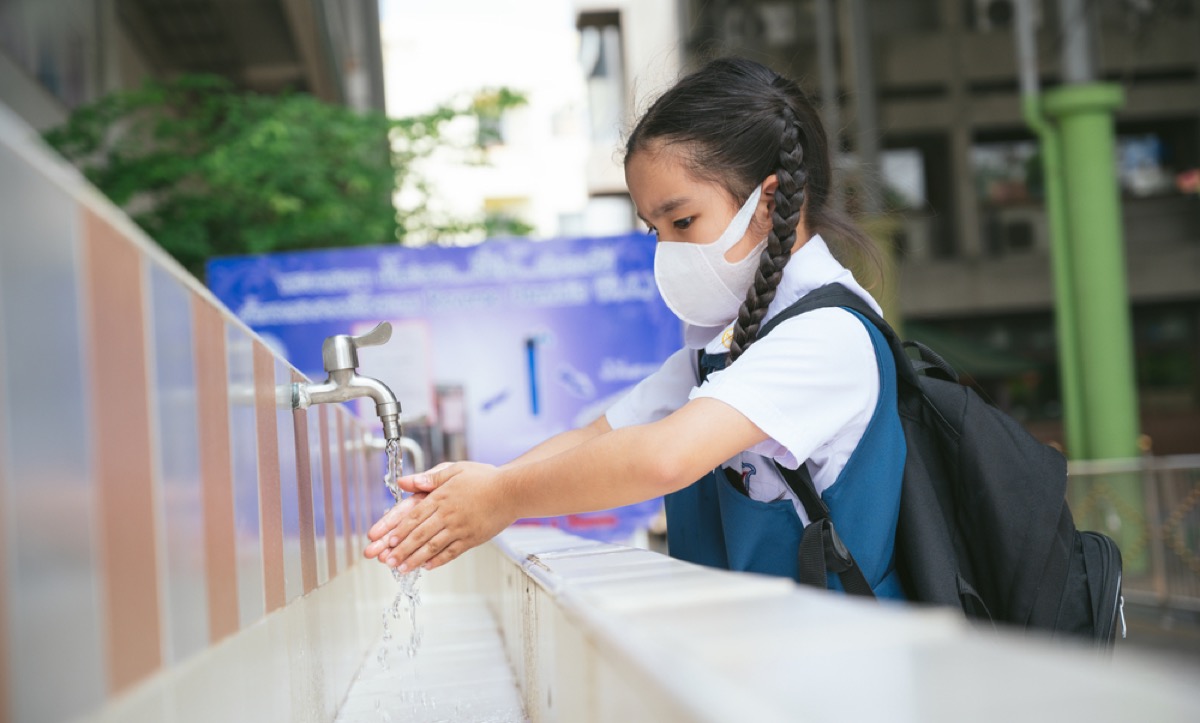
{"left": 44, "top": 74, "right": 528, "bottom": 277}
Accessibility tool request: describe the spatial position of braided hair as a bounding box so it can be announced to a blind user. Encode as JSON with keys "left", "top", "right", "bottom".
{"left": 626, "top": 58, "right": 880, "bottom": 361}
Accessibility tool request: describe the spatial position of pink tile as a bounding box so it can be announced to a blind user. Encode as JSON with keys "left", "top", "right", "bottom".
{"left": 292, "top": 372, "right": 318, "bottom": 595}
{"left": 337, "top": 413, "right": 353, "bottom": 570}
{"left": 253, "top": 342, "right": 286, "bottom": 613}
{"left": 321, "top": 407, "right": 338, "bottom": 579}
{"left": 0, "top": 329, "right": 8, "bottom": 723}
{"left": 81, "top": 208, "right": 162, "bottom": 692}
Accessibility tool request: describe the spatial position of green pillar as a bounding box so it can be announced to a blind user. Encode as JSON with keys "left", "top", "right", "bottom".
{"left": 1042, "top": 83, "right": 1145, "bottom": 569}
{"left": 1042, "top": 84, "right": 1140, "bottom": 461}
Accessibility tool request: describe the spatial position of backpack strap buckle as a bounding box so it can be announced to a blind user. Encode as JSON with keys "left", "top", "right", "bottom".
{"left": 798, "top": 518, "right": 874, "bottom": 597}
{"left": 821, "top": 521, "right": 855, "bottom": 572}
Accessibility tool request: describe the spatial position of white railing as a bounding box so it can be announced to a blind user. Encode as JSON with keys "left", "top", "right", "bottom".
{"left": 1068, "top": 454, "right": 1200, "bottom": 612}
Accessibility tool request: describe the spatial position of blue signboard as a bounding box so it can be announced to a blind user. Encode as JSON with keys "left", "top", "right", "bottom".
{"left": 207, "top": 234, "right": 681, "bottom": 542}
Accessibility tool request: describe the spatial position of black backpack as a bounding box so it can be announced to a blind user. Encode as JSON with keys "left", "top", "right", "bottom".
{"left": 758, "top": 283, "right": 1126, "bottom": 647}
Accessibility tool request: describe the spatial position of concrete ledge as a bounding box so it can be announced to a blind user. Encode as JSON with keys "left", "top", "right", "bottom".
{"left": 459, "top": 527, "right": 1200, "bottom": 723}
{"left": 83, "top": 525, "right": 1200, "bottom": 722}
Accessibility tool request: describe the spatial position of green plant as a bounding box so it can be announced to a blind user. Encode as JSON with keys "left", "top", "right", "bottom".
{"left": 44, "top": 74, "right": 527, "bottom": 277}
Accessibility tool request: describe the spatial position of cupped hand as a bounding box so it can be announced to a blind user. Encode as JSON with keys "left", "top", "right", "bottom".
{"left": 363, "top": 461, "right": 517, "bottom": 572}
{"left": 363, "top": 491, "right": 427, "bottom": 562}
{"left": 362, "top": 461, "right": 456, "bottom": 562}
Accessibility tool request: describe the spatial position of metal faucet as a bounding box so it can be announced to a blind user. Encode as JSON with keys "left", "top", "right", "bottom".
{"left": 290, "top": 322, "right": 402, "bottom": 441}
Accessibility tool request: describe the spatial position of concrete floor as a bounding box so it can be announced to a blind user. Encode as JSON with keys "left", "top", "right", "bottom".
{"left": 334, "top": 594, "right": 526, "bottom": 723}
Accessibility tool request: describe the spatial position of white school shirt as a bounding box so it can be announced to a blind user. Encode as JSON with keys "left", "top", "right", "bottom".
{"left": 605, "top": 235, "right": 882, "bottom": 525}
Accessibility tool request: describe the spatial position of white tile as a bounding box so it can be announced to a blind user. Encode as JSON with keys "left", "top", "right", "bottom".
{"left": 147, "top": 262, "right": 208, "bottom": 664}
{"left": 0, "top": 138, "right": 107, "bottom": 722}
{"left": 226, "top": 323, "right": 264, "bottom": 629}
{"left": 275, "top": 359, "right": 302, "bottom": 603}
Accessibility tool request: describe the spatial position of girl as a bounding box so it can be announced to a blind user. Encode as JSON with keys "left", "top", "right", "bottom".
{"left": 364, "top": 57, "right": 905, "bottom": 598}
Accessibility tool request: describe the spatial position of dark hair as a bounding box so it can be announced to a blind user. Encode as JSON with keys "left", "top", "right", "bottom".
{"left": 625, "top": 57, "right": 881, "bottom": 361}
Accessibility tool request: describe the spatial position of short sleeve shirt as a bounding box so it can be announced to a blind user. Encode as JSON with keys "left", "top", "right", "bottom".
{"left": 605, "top": 235, "right": 883, "bottom": 524}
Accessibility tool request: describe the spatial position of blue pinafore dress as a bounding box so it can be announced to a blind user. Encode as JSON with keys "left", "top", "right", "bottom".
{"left": 663, "top": 310, "right": 906, "bottom": 599}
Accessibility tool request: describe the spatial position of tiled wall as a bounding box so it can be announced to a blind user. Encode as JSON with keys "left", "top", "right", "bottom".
{"left": 0, "top": 103, "right": 397, "bottom": 722}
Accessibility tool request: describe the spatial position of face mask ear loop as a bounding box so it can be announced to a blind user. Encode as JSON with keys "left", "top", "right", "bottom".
{"left": 713, "top": 185, "right": 764, "bottom": 261}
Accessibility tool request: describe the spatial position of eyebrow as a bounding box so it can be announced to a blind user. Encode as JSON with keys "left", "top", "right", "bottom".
{"left": 637, "top": 196, "right": 690, "bottom": 223}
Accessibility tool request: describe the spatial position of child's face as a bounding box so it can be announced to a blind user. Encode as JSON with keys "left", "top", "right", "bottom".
{"left": 625, "top": 142, "right": 771, "bottom": 263}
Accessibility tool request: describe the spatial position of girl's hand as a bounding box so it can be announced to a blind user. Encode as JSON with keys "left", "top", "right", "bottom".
{"left": 391, "top": 461, "right": 455, "bottom": 495}
{"left": 362, "top": 461, "right": 455, "bottom": 562}
{"left": 363, "top": 491, "right": 427, "bottom": 562}
{"left": 364, "top": 461, "right": 517, "bottom": 571}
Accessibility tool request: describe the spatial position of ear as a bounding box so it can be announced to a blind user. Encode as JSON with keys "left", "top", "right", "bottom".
{"left": 750, "top": 174, "right": 779, "bottom": 237}
{"left": 761, "top": 174, "right": 780, "bottom": 200}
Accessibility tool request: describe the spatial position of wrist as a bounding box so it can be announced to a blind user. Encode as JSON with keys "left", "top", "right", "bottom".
{"left": 491, "top": 466, "right": 523, "bottom": 525}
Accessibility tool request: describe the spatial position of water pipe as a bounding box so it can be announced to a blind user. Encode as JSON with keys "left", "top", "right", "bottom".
{"left": 1014, "top": 0, "right": 1086, "bottom": 458}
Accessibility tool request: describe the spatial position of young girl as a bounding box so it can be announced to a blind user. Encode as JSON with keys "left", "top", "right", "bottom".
{"left": 363, "top": 57, "right": 905, "bottom": 598}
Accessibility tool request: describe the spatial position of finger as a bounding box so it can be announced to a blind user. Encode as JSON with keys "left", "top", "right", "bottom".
{"left": 392, "top": 528, "right": 455, "bottom": 572}
{"left": 367, "top": 500, "right": 409, "bottom": 541}
{"left": 422, "top": 540, "right": 467, "bottom": 571}
{"left": 363, "top": 535, "right": 391, "bottom": 559}
{"left": 367, "top": 492, "right": 424, "bottom": 541}
{"left": 396, "top": 462, "right": 456, "bottom": 494}
{"left": 379, "top": 497, "right": 439, "bottom": 565}
{"left": 363, "top": 494, "right": 427, "bottom": 558}
{"left": 384, "top": 513, "right": 445, "bottom": 571}
{"left": 363, "top": 517, "right": 409, "bottom": 559}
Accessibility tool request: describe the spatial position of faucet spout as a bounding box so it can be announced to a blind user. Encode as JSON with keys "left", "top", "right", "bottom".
{"left": 290, "top": 322, "right": 404, "bottom": 442}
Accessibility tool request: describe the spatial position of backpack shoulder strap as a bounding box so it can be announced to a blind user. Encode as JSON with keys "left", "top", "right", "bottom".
{"left": 759, "top": 283, "right": 920, "bottom": 391}
{"left": 776, "top": 462, "right": 874, "bottom": 597}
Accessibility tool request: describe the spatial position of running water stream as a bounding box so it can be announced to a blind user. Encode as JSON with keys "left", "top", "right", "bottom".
{"left": 334, "top": 439, "right": 525, "bottom": 722}
{"left": 379, "top": 440, "right": 423, "bottom": 665}
{"left": 376, "top": 440, "right": 428, "bottom": 717}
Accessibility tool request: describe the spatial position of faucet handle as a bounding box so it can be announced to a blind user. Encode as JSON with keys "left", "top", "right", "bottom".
{"left": 321, "top": 321, "right": 393, "bottom": 372}
{"left": 352, "top": 322, "right": 392, "bottom": 349}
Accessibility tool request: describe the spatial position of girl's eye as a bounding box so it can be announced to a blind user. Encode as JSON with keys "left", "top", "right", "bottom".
{"left": 673, "top": 217, "right": 694, "bottom": 231}
{"left": 644, "top": 224, "right": 658, "bottom": 236}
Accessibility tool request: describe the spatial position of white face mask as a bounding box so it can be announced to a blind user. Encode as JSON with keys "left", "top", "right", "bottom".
{"left": 653, "top": 185, "right": 766, "bottom": 328}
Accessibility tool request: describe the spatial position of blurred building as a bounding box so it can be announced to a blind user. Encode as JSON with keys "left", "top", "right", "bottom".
{"left": 673, "top": 0, "right": 1199, "bottom": 453}
{"left": 378, "top": 0, "right": 680, "bottom": 242}
{"left": 0, "top": 0, "right": 385, "bottom": 130}
{"left": 572, "top": 0, "right": 684, "bottom": 233}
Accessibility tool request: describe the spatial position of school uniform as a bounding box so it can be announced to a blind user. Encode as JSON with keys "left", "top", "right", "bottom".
{"left": 606, "top": 235, "right": 905, "bottom": 598}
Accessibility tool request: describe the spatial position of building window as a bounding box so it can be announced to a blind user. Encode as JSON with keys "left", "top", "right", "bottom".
{"left": 578, "top": 11, "right": 625, "bottom": 146}
{"left": 0, "top": 0, "right": 98, "bottom": 108}
{"left": 881, "top": 135, "right": 956, "bottom": 260}
{"left": 970, "top": 138, "right": 1046, "bottom": 258}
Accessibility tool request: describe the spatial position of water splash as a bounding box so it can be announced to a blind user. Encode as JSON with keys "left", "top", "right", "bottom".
{"left": 394, "top": 567, "right": 423, "bottom": 657}
{"left": 375, "top": 566, "right": 423, "bottom": 718}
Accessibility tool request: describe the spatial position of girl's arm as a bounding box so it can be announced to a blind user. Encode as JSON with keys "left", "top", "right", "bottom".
{"left": 365, "top": 397, "right": 767, "bottom": 571}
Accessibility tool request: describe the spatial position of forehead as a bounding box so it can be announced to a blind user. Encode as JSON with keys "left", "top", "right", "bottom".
{"left": 624, "top": 142, "right": 732, "bottom": 217}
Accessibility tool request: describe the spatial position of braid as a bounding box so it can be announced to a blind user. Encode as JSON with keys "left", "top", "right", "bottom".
{"left": 729, "top": 102, "right": 806, "bottom": 361}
